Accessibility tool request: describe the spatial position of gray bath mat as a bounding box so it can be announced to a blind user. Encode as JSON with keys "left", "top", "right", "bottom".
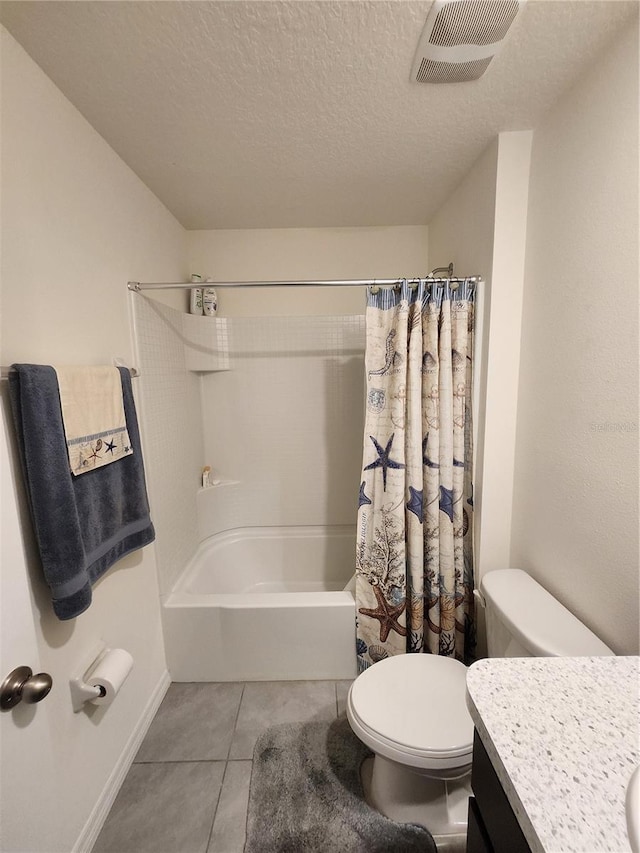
{"left": 245, "top": 716, "right": 437, "bottom": 853}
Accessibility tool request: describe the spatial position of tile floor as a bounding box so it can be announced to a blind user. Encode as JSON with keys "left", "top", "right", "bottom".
{"left": 93, "top": 680, "right": 353, "bottom": 853}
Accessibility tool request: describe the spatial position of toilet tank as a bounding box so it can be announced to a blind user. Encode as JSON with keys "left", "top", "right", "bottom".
{"left": 480, "top": 569, "right": 614, "bottom": 658}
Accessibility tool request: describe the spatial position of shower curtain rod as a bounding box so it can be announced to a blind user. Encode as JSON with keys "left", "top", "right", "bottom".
{"left": 127, "top": 264, "right": 481, "bottom": 292}
{"left": 127, "top": 275, "right": 480, "bottom": 292}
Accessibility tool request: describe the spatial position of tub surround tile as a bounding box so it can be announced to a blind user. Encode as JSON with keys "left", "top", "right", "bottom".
{"left": 466, "top": 656, "right": 640, "bottom": 853}
{"left": 135, "top": 682, "right": 244, "bottom": 762}
{"left": 207, "top": 761, "right": 252, "bottom": 853}
{"left": 229, "top": 680, "right": 337, "bottom": 759}
{"left": 132, "top": 296, "right": 205, "bottom": 597}
{"left": 93, "top": 761, "right": 225, "bottom": 853}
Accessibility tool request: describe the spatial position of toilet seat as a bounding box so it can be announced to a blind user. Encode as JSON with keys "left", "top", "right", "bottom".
{"left": 347, "top": 654, "right": 474, "bottom": 770}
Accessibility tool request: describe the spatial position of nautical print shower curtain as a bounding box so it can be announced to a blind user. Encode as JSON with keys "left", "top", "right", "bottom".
{"left": 355, "top": 279, "right": 476, "bottom": 670}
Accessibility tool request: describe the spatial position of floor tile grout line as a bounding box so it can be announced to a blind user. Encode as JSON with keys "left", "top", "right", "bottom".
{"left": 203, "top": 685, "right": 245, "bottom": 853}
{"left": 204, "top": 757, "right": 230, "bottom": 853}
{"left": 226, "top": 682, "right": 246, "bottom": 761}
{"left": 132, "top": 758, "right": 229, "bottom": 765}
{"left": 243, "top": 758, "right": 254, "bottom": 848}
{"left": 208, "top": 758, "right": 255, "bottom": 853}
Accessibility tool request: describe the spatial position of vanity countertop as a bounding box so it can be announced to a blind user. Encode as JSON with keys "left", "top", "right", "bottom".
{"left": 466, "top": 656, "right": 639, "bottom": 853}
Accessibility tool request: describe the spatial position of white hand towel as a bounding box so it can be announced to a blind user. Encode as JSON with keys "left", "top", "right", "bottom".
{"left": 53, "top": 366, "right": 133, "bottom": 476}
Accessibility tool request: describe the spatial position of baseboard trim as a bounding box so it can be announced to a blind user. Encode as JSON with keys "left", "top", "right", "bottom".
{"left": 72, "top": 669, "right": 171, "bottom": 853}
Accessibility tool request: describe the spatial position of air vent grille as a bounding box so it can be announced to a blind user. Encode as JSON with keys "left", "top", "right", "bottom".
{"left": 429, "top": 0, "right": 521, "bottom": 47}
{"left": 416, "top": 56, "right": 493, "bottom": 83}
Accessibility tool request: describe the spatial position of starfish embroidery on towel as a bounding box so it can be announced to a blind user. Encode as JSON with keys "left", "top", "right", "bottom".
{"left": 358, "top": 584, "right": 407, "bottom": 644}
{"left": 364, "top": 433, "right": 404, "bottom": 491}
{"left": 104, "top": 439, "right": 117, "bottom": 454}
{"left": 88, "top": 439, "right": 103, "bottom": 463}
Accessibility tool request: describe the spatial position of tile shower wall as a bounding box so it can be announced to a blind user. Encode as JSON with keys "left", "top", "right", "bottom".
{"left": 198, "top": 314, "right": 366, "bottom": 536}
{"left": 132, "top": 294, "right": 206, "bottom": 595}
{"left": 133, "top": 294, "right": 366, "bottom": 590}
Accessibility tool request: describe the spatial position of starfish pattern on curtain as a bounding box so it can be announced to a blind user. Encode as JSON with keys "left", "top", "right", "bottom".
{"left": 355, "top": 279, "right": 476, "bottom": 670}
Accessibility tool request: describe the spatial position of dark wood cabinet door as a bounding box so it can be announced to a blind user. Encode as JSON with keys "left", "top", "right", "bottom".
{"left": 468, "top": 730, "right": 532, "bottom": 853}
{"left": 467, "top": 797, "right": 494, "bottom": 853}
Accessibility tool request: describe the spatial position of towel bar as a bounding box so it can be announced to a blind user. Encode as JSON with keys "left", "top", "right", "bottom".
{"left": 0, "top": 366, "right": 140, "bottom": 380}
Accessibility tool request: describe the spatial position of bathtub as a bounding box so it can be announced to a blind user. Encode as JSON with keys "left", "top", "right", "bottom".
{"left": 162, "top": 525, "right": 357, "bottom": 681}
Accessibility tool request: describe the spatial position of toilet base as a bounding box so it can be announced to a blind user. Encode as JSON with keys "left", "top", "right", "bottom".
{"left": 361, "top": 754, "right": 472, "bottom": 837}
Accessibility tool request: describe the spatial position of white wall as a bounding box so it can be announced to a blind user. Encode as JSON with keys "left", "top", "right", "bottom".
{"left": 428, "top": 140, "right": 498, "bottom": 572}
{"left": 428, "top": 132, "right": 533, "bottom": 585}
{"left": 427, "top": 140, "right": 497, "bottom": 287}
{"left": 476, "top": 132, "right": 532, "bottom": 575}
{"left": 0, "top": 28, "right": 186, "bottom": 852}
{"left": 187, "top": 225, "right": 429, "bottom": 316}
{"left": 511, "top": 23, "right": 639, "bottom": 654}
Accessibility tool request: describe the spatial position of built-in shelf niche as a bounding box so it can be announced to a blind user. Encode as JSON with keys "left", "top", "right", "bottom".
{"left": 182, "top": 313, "right": 231, "bottom": 372}
{"left": 196, "top": 477, "right": 242, "bottom": 541}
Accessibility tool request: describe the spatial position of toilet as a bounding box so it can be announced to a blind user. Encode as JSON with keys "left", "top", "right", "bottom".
{"left": 346, "top": 568, "right": 614, "bottom": 837}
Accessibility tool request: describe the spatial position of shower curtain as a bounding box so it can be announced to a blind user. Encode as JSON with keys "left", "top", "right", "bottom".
{"left": 355, "top": 279, "right": 476, "bottom": 670}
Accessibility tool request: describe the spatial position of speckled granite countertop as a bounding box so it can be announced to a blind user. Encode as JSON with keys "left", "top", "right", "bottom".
{"left": 466, "top": 656, "right": 640, "bottom": 853}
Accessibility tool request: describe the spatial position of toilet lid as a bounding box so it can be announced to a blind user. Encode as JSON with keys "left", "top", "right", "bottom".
{"left": 350, "top": 654, "right": 474, "bottom": 758}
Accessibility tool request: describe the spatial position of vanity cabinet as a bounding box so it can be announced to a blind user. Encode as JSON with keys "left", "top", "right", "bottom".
{"left": 466, "top": 730, "right": 532, "bottom": 853}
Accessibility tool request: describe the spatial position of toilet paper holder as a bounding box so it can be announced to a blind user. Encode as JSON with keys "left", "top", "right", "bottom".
{"left": 70, "top": 644, "right": 106, "bottom": 711}
{"left": 69, "top": 642, "right": 132, "bottom": 712}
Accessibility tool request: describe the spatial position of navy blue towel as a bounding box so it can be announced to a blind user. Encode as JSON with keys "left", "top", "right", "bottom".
{"left": 9, "top": 365, "right": 155, "bottom": 620}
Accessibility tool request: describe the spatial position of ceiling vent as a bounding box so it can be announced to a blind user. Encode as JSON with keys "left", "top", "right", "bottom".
{"left": 411, "top": 0, "right": 526, "bottom": 84}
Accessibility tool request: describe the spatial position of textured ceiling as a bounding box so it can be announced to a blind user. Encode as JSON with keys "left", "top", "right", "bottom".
{"left": 0, "top": 1, "right": 637, "bottom": 229}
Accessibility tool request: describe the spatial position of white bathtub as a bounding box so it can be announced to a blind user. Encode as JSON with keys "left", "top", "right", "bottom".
{"left": 162, "top": 525, "right": 357, "bottom": 681}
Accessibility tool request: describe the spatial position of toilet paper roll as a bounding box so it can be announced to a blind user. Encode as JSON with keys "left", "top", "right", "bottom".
{"left": 86, "top": 648, "right": 133, "bottom": 706}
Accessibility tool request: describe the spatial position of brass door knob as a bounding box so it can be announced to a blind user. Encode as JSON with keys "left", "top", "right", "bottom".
{"left": 0, "top": 666, "right": 53, "bottom": 710}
